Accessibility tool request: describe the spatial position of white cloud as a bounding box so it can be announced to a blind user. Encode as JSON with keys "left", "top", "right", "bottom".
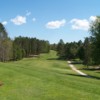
{"left": 70, "top": 19, "right": 89, "bottom": 31}
{"left": 46, "top": 19, "right": 66, "bottom": 29}
{"left": 32, "top": 18, "right": 36, "bottom": 22}
{"left": 26, "top": 11, "right": 31, "bottom": 16}
{"left": 2, "top": 21, "right": 7, "bottom": 25}
{"left": 89, "top": 16, "right": 97, "bottom": 21}
{"left": 11, "top": 16, "right": 26, "bottom": 25}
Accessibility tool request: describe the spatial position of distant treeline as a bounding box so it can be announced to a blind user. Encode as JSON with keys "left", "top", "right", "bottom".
{"left": 0, "top": 16, "right": 100, "bottom": 66}
{"left": 51, "top": 16, "right": 100, "bottom": 66}
{"left": 51, "top": 39, "right": 92, "bottom": 66}
{"left": 13, "top": 36, "right": 50, "bottom": 60}
{"left": 0, "top": 23, "right": 50, "bottom": 61}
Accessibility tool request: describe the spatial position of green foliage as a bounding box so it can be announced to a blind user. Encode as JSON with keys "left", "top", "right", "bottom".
{"left": 0, "top": 23, "right": 12, "bottom": 62}
{"left": 77, "top": 46, "right": 84, "bottom": 60}
{"left": 13, "top": 36, "right": 50, "bottom": 60}
{"left": 57, "top": 40, "right": 80, "bottom": 60}
{"left": 13, "top": 44, "right": 23, "bottom": 60}
{"left": 50, "top": 43, "right": 57, "bottom": 51}
{"left": 83, "top": 38, "right": 92, "bottom": 66}
{"left": 57, "top": 39, "right": 65, "bottom": 59}
{"left": 56, "top": 17, "right": 100, "bottom": 66}
{"left": 90, "top": 16, "right": 100, "bottom": 65}
{"left": 0, "top": 23, "right": 8, "bottom": 40}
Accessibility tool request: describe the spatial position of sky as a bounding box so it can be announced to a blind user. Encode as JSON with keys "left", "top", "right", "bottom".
{"left": 0, "top": 0, "right": 100, "bottom": 43}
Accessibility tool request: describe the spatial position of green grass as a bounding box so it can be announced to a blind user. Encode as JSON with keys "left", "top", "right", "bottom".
{"left": 0, "top": 50, "right": 100, "bottom": 100}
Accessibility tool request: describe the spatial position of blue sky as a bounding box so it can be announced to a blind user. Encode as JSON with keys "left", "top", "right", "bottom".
{"left": 0, "top": 0, "right": 100, "bottom": 43}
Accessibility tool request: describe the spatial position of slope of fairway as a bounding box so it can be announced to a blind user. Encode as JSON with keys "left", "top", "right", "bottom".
{"left": 0, "top": 51, "right": 100, "bottom": 100}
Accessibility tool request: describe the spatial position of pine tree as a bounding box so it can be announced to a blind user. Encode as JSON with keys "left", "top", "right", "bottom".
{"left": 0, "top": 23, "right": 12, "bottom": 62}
{"left": 57, "top": 39, "right": 65, "bottom": 59}
{"left": 83, "top": 38, "right": 92, "bottom": 66}
{"left": 90, "top": 16, "right": 100, "bottom": 65}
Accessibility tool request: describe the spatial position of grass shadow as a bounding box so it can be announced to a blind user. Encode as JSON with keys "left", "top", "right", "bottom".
{"left": 47, "top": 58, "right": 58, "bottom": 60}
{"left": 71, "top": 61, "right": 83, "bottom": 64}
{"left": 66, "top": 73, "right": 100, "bottom": 80}
{"left": 67, "top": 73, "right": 89, "bottom": 78}
{"left": 47, "top": 58, "right": 67, "bottom": 61}
{"left": 82, "top": 68, "right": 100, "bottom": 71}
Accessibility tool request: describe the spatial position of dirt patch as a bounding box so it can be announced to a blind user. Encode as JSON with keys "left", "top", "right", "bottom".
{"left": 67, "top": 61, "right": 88, "bottom": 76}
{"left": 0, "top": 82, "right": 3, "bottom": 86}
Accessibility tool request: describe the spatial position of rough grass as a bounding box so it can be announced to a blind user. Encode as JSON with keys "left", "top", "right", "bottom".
{"left": 0, "top": 50, "right": 100, "bottom": 100}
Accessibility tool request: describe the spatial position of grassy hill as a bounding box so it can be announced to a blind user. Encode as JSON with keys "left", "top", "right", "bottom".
{"left": 0, "top": 51, "right": 100, "bottom": 100}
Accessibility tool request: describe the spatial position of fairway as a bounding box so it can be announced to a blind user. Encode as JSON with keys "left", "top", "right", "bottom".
{"left": 0, "top": 51, "right": 100, "bottom": 100}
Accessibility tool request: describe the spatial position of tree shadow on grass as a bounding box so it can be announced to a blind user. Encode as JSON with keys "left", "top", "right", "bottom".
{"left": 47, "top": 58, "right": 58, "bottom": 60}
{"left": 57, "top": 71, "right": 100, "bottom": 80}
{"left": 82, "top": 68, "right": 100, "bottom": 71}
{"left": 96, "top": 71, "right": 100, "bottom": 73}
{"left": 66, "top": 73, "right": 100, "bottom": 80}
{"left": 70, "top": 61, "right": 83, "bottom": 64}
{"left": 47, "top": 58, "right": 67, "bottom": 61}
{"left": 47, "top": 58, "right": 100, "bottom": 80}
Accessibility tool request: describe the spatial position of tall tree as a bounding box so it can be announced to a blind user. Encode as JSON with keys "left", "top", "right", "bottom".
{"left": 90, "top": 16, "right": 100, "bottom": 65}
{"left": 50, "top": 43, "right": 57, "bottom": 51}
{"left": 0, "top": 23, "right": 12, "bottom": 62}
{"left": 57, "top": 39, "right": 65, "bottom": 59}
{"left": 64, "top": 42, "right": 78, "bottom": 59}
{"left": 83, "top": 38, "right": 92, "bottom": 66}
{"left": 0, "top": 23, "right": 8, "bottom": 40}
{"left": 77, "top": 40, "right": 84, "bottom": 60}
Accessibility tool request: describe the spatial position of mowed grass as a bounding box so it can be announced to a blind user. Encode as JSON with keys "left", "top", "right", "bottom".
{"left": 0, "top": 51, "right": 100, "bottom": 100}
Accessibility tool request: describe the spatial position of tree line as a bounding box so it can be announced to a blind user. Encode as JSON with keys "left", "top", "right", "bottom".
{"left": 0, "top": 16, "right": 100, "bottom": 66}
{"left": 55, "top": 38, "right": 92, "bottom": 66}
{"left": 0, "top": 23, "right": 50, "bottom": 61}
{"left": 52, "top": 16, "right": 100, "bottom": 66}
{"left": 13, "top": 36, "right": 50, "bottom": 60}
